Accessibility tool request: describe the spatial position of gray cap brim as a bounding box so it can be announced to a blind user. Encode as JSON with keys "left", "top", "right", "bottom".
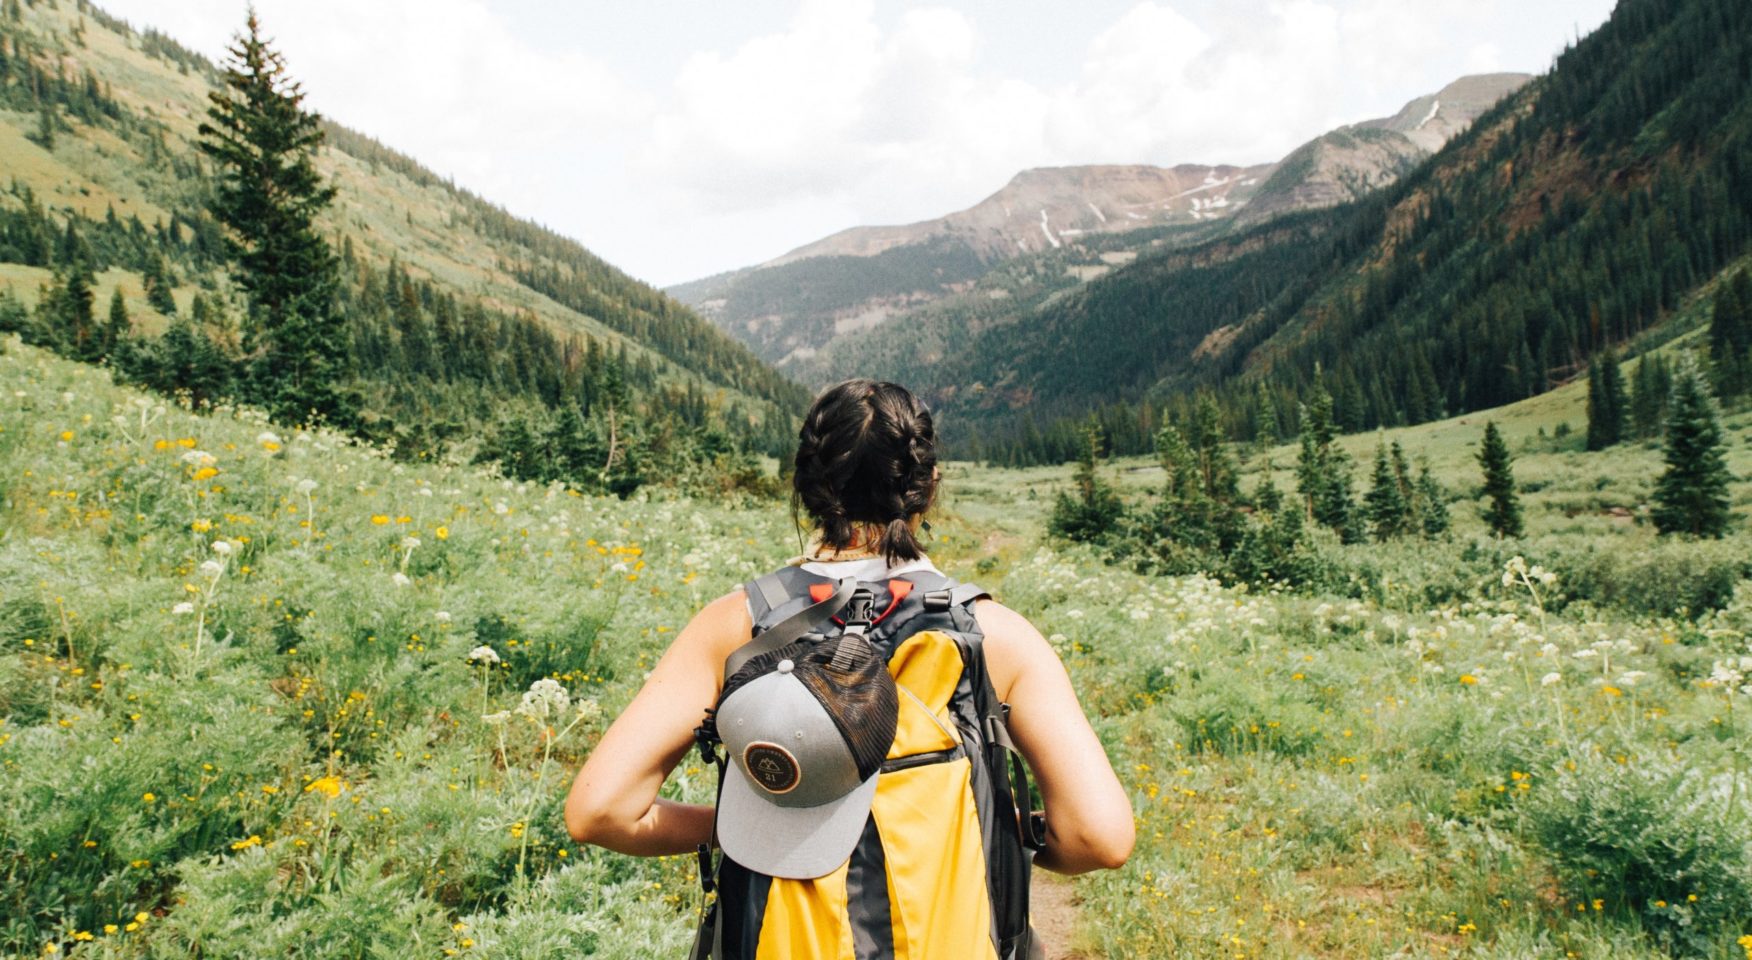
{"left": 717, "top": 763, "right": 880, "bottom": 880}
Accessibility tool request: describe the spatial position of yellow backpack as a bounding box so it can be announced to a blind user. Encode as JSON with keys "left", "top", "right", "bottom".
{"left": 690, "top": 568, "right": 1044, "bottom": 960}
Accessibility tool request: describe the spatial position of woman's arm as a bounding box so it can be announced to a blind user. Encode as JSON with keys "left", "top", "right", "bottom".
{"left": 975, "top": 600, "right": 1135, "bottom": 875}
{"left": 563, "top": 590, "right": 748, "bottom": 856}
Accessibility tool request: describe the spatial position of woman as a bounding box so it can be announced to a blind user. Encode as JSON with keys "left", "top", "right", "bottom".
{"left": 566, "top": 379, "right": 1133, "bottom": 957}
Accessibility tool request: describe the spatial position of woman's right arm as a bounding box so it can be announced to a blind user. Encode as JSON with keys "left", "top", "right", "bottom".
{"left": 975, "top": 600, "right": 1135, "bottom": 875}
{"left": 563, "top": 590, "right": 747, "bottom": 856}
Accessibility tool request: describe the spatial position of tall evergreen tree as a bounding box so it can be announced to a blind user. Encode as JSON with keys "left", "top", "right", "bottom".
{"left": 1651, "top": 362, "right": 1733, "bottom": 538}
{"left": 1477, "top": 421, "right": 1523, "bottom": 538}
{"left": 1709, "top": 270, "right": 1752, "bottom": 399}
{"left": 104, "top": 286, "right": 129, "bottom": 357}
{"left": 198, "top": 10, "right": 353, "bottom": 427}
{"left": 1629, "top": 353, "right": 1674, "bottom": 439}
{"left": 1364, "top": 439, "right": 1410, "bottom": 541}
{"left": 143, "top": 254, "right": 177, "bottom": 315}
{"left": 1415, "top": 461, "right": 1450, "bottom": 537}
{"left": 1294, "top": 379, "right": 1360, "bottom": 541}
{"left": 1586, "top": 349, "right": 1627, "bottom": 449}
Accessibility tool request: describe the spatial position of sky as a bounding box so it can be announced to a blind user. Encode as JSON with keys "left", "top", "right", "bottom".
{"left": 98, "top": 0, "right": 1617, "bottom": 287}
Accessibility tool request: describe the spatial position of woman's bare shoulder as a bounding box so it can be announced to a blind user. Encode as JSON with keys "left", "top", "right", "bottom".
{"left": 969, "top": 598, "right": 1057, "bottom": 699}
{"left": 645, "top": 588, "right": 753, "bottom": 677}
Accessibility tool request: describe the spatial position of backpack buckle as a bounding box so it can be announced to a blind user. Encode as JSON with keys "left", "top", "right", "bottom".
{"left": 922, "top": 589, "right": 951, "bottom": 612}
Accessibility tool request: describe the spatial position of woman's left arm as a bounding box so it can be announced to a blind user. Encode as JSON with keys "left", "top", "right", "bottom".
{"left": 563, "top": 590, "right": 747, "bottom": 856}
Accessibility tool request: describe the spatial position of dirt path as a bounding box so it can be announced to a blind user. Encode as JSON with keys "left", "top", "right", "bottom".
{"left": 1031, "top": 872, "right": 1087, "bottom": 959}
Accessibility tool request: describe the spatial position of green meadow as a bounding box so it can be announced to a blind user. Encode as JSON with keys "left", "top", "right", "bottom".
{"left": 2, "top": 336, "right": 1750, "bottom": 959}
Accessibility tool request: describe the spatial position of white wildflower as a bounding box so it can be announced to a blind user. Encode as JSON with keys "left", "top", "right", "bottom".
{"left": 295, "top": 478, "right": 318, "bottom": 494}
{"left": 1541, "top": 672, "right": 1562, "bottom": 687}
{"left": 401, "top": 536, "right": 421, "bottom": 550}
{"left": 172, "top": 601, "right": 195, "bottom": 616}
{"left": 391, "top": 572, "right": 411, "bottom": 588}
{"left": 517, "top": 678, "right": 570, "bottom": 720}
{"left": 481, "top": 711, "right": 511, "bottom": 726}
{"left": 198, "top": 559, "right": 224, "bottom": 578}
{"left": 435, "top": 610, "right": 453, "bottom": 624}
{"left": 467, "top": 645, "right": 501, "bottom": 665}
{"left": 211, "top": 540, "right": 234, "bottom": 556}
{"left": 1617, "top": 670, "right": 1649, "bottom": 687}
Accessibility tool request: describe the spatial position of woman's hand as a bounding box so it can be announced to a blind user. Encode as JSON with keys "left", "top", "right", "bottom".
{"left": 563, "top": 590, "right": 748, "bottom": 855}
{"left": 975, "top": 600, "right": 1135, "bottom": 875}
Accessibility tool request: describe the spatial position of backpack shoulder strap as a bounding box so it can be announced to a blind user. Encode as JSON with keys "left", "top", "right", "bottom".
{"left": 725, "top": 573, "right": 858, "bottom": 682}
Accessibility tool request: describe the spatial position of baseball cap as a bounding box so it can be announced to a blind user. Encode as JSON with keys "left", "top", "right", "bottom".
{"left": 712, "top": 632, "right": 898, "bottom": 879}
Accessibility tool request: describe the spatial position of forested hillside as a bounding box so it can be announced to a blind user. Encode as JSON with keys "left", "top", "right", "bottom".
{"left": 875, "top": 0, "right": 1752, "bottom": 464}
{"left": 0, "top": 0, "right": 807, "bottom": 491}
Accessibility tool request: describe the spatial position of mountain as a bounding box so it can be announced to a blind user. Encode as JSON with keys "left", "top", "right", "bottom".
{"left": 673, "top": 74, "right": 1527, "bottom": 371}
{"left": 853, "top": 0, "right": 1752, "bottom": 464}
{"left": 1233, "top": 73, "right": 1529, "bottom": 226}
{"left": 0, "top": 1, "right": 806, "bottom": 481}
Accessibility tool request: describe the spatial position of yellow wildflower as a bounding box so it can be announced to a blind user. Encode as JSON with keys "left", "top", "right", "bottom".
{"left": 305, "top": 776, "right": 344, "bottom": 798}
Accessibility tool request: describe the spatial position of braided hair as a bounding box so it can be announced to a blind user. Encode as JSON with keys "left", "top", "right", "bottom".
{"left": 793, "top": 379, "right": 938, "bottom": 565}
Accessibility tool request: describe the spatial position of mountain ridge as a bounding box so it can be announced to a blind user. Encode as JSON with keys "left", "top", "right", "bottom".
{"left": 672, "top": 72, "right": 1529, "bottom": 371}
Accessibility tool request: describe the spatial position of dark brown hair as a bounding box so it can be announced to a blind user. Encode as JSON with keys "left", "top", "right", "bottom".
{"left": 793, "top": 379, "right": 938, "bottom": 565}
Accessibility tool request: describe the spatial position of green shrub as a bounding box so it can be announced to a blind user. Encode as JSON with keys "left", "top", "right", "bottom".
{"left": 1523, "top": 757, "right": 1752, "bottom": 956}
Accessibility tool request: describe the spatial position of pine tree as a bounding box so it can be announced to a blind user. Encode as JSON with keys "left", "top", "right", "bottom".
{"left": 1049, "top": 418, "right": 1124, "bottom": 543}
{"left": 1586, "top": 349, "right": 1627, "bottom": 449}
{"left": 1294, "top": 380, "right": 1360, "bottom": 541}
{"left": 1710, "top": 271, "right": 1752, "bottom": 399}
{"left": 1364, "top": 439, "right": 1410, "bottom": 541}
{"left": 1477, "top": 421, "right": 1523, "bottom": 538}
{"left": 1415, "top": 461, "right": 1450, "bottom": 537}
{"left": 1651, "top": 362, "right": 1733, "bottom": 538}
{"left": 32, "top": 103, "right": 53, "bottom": 151}
{"left": 1629, "top": 353, "right": 1673, "bottom": 439}
{"left": 104, "top": 286, "right": 128, "bottom": 357}
{"left": 143, "top": 254, "right": 177, "bottom": 315}
{"left": 198, "top": 10, "right": 353, "bottom": 427}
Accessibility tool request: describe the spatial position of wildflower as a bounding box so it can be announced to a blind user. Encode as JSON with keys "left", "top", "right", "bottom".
{"left": 1459, "top": 674, "right": 1479, "bottom": 686}
{"left": 467, "top": 645, "right": 501, "bottom": 665}
{"left": 141, "top": 792, "right": 155, "bottom": 803}
{"left": 435, "top": 611, "right": 452, "bottom": 624}
{"left": 371, "top": 515, "right": 391, "bottom": 526}
{"left": 1541, "top": 672, "right": 1562, "bottom": 687}
{"left": 304, "top": 776, "right": 344, "bottom": 798}
{"left": 391, "top": 572, "right": 412, "bottom": 588}
{"left": 295, "top": 479, "right": 318, "bottom": 494}
{"left": 401, "top": 536, "right": 421, "bottom": 550}
{"left": 481, "top": 711, "right": 511, "bottom": 726}
{"left": 199, "top": 560, "right": 224, "bottom": 578}
{"left": 60, "top": 430, "right": 74, "bottom": 442}
{"left": 211, "top": 540, "right": 233, "bottom": 556}
{"left": 172, "top": 602, "right": 195, "bottom": 616}
{"left": 517, "top": 678, "right": 571, "bottom": 720}
{"left": 435, "top": 525, "right": 450, "bottom": 540}
{"left": 1617, "top": 670, "right": 1648, "bottom": 687}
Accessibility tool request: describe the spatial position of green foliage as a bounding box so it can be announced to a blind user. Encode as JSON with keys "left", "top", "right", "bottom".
{"left": 1652, "top": 361, "right": 1733, "bottom": 537}
{"left": 1585, "top": 349, "right": 1627, "bottom": 450}
{"left": 1477, "top": 421, "right": 1523, "bottom": 538}
{"left": 1048, "top": 419, "right": 1124, "bottom": 543}
{"left": 874, "top": 0, "right": 1752, "bottom": 467}
{"left": 1364, "top": 440, "right": 1410, "bottom": 541}
{"left": 1524, "top": 757, "right": 1752, "bottom": 957}
{"left": 1628, "top": 352, "right": 1674, "bottom": 439}
{"left": 197, "top": 11, "right": 353, "bottom": 428}
{"left": 1295, "top": 382, "right": 1360, "bottom": 542}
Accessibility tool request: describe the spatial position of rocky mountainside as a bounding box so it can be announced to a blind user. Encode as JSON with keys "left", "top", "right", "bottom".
{"left": 1235, "top": 73, "right": 1529, "bottom": 226}
{"left": 768, "top": 162, "right": 1275, "bottom": 266}
{"left": 673, "top": 73, "right": 1528, "bottom": 372}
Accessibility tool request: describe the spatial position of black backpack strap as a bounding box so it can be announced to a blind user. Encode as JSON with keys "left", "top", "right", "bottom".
{"left": 725, "top": 575, "right": 859, "bottom": 682}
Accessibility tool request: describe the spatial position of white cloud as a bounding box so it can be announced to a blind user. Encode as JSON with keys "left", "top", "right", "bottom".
{"left": 96, "top": 0, "right": 1615, "bottom": 284}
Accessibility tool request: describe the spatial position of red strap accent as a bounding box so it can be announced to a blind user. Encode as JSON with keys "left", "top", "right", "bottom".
{"left": 808, "top": 583, "right": 835, "bottom": 603}
{"left": 887, "top": 579, "right": 913, "bottom": 602}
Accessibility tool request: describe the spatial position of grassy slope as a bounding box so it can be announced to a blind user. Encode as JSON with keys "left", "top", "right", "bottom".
{"left": 5, "top": 295, "right": 1750, "bottom": 957}
{"left": 0, "top": 1, "right": 787, "bottom": 416}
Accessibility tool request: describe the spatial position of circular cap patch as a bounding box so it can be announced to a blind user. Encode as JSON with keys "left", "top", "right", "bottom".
{"left": 742, "top": 742, "right": 802, "bottom": 794}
